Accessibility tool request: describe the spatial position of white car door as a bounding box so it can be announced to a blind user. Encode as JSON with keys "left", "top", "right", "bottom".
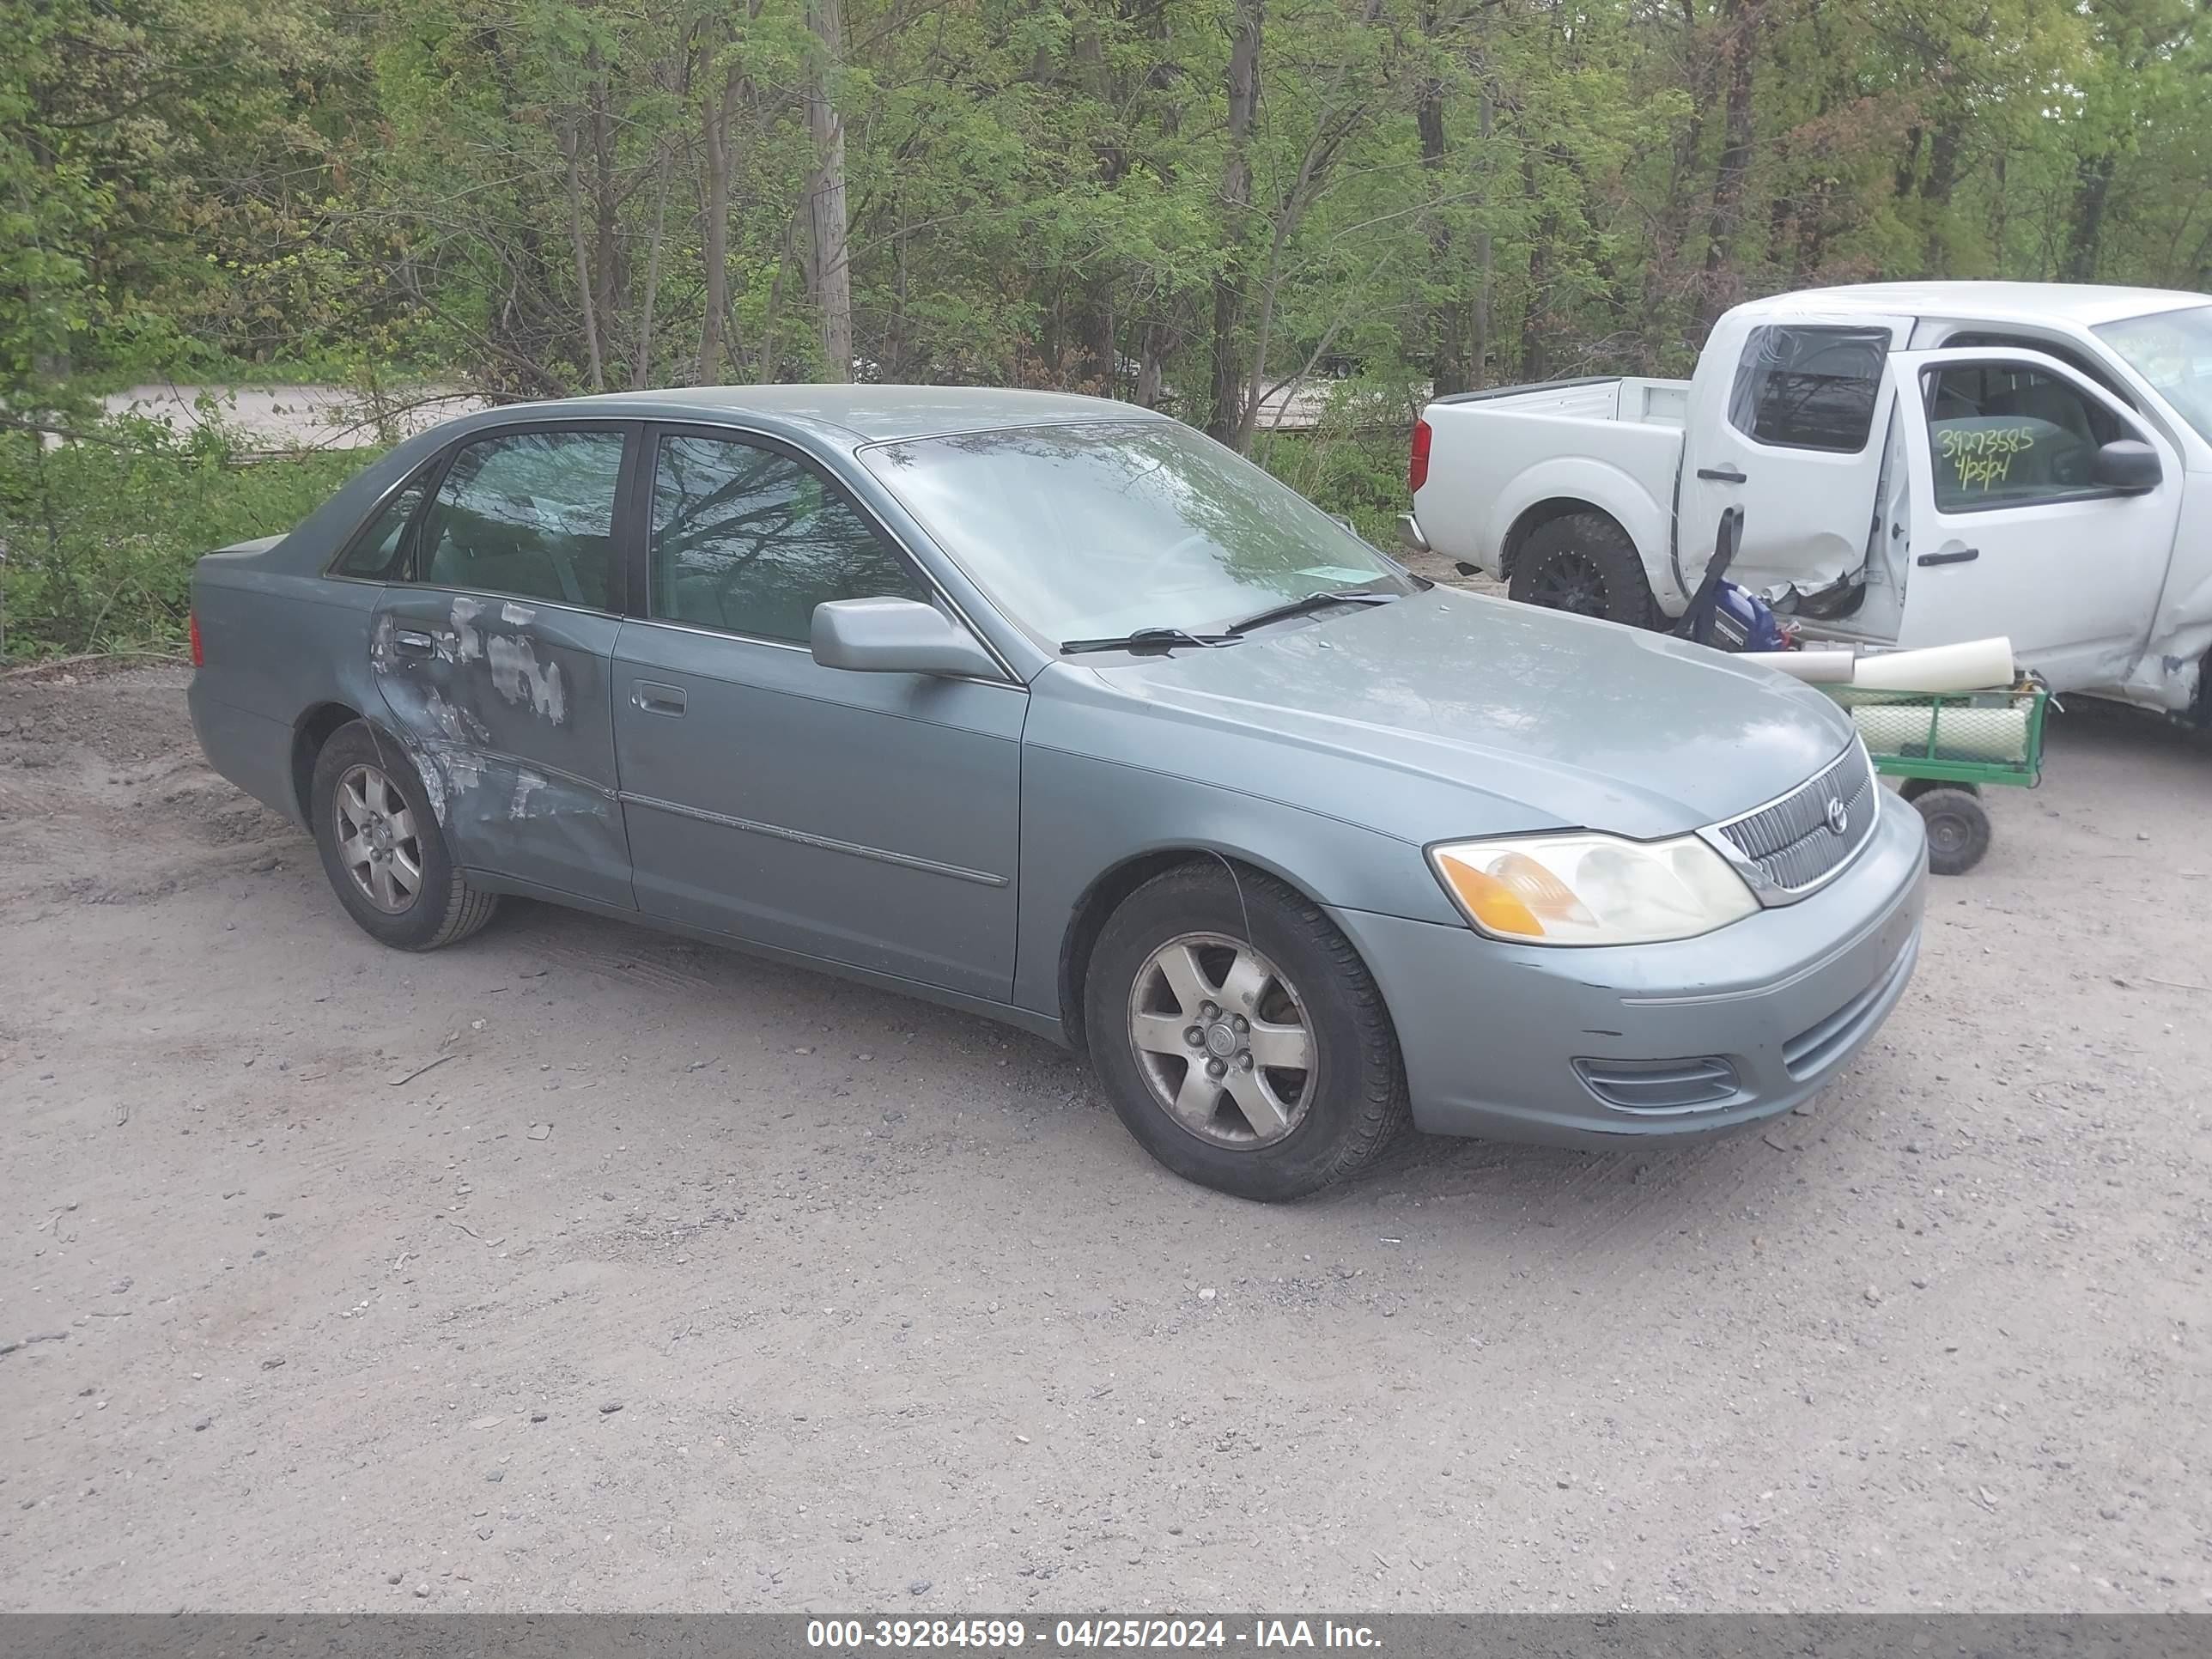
{"left": 1891, "top": 346, "right": 2181, "bottom": 694}
{"left": 1679, "top": 312, "right": 1912, "bottom": 596}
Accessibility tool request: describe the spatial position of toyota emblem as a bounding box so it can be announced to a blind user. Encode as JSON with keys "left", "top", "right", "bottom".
{"left": 1824, "top": 796, "right": 1849, "bottom": 836}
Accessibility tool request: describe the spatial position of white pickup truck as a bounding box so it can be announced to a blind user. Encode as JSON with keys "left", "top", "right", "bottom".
{"left": 1404, "top": 282, "right": 2212, "bottom": 723}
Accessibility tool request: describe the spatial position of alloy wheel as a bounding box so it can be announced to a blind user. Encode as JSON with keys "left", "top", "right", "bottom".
{"left": 334, "top": 763, "right": 424, "bottom": 915}
{"left": 1127, "top": 932, "right": 1316, "bottom": 1148}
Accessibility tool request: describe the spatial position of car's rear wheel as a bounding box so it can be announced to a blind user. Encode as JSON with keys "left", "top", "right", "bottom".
{"left": 1509, "top": 511, "right": 1657, "bottom": 627}
{"left": 1085, "top": 863, "right": 1408, "bottom": 1200}
{"left": 309, "top": 720, "right": 499, "bottom": 951}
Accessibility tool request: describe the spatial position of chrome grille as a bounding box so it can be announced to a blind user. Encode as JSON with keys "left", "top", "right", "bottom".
{"left": 1709, "top": 741, "right": 1877, "bottom": 902}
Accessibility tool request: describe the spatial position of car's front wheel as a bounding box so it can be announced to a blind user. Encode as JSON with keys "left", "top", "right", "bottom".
{"left": 309, "top": 720, "right": 499, "bottom": 951}
{"left": 1085, "top": 863, "right": 1409, "bottom": 1200}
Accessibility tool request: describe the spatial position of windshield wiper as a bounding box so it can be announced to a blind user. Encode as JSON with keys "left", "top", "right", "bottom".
{"left": 1060, "top": 626, "right": 1241, "bottom": 655}
{"left": 1221, "top": 588, "right": 1401, "bottom": 637}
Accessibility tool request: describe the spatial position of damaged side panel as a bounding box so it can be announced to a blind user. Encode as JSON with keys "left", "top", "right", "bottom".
{"left": 370, "top": 589, "right": 633, "bottom": 907}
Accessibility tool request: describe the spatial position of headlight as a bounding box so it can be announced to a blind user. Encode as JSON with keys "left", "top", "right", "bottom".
{"left": 1428, "top": 830, "right": 1759, "bottom": 945}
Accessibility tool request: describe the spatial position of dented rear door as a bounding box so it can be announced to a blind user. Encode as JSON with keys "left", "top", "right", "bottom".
{"left": 368, "top": 423, "right": 638, "bottom": 908}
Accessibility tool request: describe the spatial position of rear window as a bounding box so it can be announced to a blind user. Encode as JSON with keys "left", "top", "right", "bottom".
{"left": 1727, "top": 325, "right": 1888, "bottom": 453}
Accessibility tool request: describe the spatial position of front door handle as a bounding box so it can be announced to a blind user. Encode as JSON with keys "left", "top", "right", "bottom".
{"left": 632, "top": 681, "right": 687, "bottom": 717}
{"left": 1917, "top": 547, "right": 1980, "bottom": 567}
{"left": 1697, "top": 465, "right": 1748, "bottom": 484}
{"left": 392, "top": 629, "right": 436, "bottom": 657}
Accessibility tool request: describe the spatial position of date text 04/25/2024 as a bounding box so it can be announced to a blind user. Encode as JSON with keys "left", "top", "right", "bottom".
{"left": 804, "top": 1619, "right": 1383, "bottom": 1650}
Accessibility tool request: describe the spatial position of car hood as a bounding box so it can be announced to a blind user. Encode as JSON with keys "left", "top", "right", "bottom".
{"left": 1066, "top": 588, "right": 1857, "bottom": 842}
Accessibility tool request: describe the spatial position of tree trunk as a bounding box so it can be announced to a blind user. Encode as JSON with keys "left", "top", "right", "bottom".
{"left": 807, "top": 0, "right": 854, "bottom": 382}
{"left": 633, "top": 150, "right": 674, "bottom": 391}
{"left": 1698, "top": 0, "right": 1762, "bottom": 331}
{"left": 1472, "top": 85, "right": 1493, "bottom": 387}
{"left": 588, "top": 68, "right": 621, "bottom": 362}
{"left": 1920, "top": 116, "right": 1964, "bottom": 275}
{"left": 1416, "top": 52, "right": 1464, "bottom": 396}
{"left": 1137, "top": 319, "right": 1169, "bottom": 408}
{"left": 1520, "top": 151, "right": 1553, "bottom": 381}
{"left": 559, "top": 121, "right": 606, "bottom": 392}
{"left": 1206, "top": 0, "right": 1262, "bottom": 442}
{"left": 698, "top": 61, "right": 738, "bottom": 384}
{"left": 2063, "top": 152, "right": 2115, "bottom": 284}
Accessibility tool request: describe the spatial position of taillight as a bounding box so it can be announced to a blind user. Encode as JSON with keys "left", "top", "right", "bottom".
{"left": 189, "top": 610, "right": 204, "bottom": 668}
{"left": 1409, "top": 417, "right": 1432, "bottom": 495}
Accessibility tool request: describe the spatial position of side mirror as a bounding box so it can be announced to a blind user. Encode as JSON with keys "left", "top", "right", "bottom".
{"left": 2092, "top": 439, "right": 2161, "bottom": 494}
{"left": 811, "top": 597, "right": 1001, "bottom": 679}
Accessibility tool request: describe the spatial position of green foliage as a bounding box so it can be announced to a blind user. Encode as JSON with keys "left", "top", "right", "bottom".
{"left": 0, "top": 424, "right": 368, "bottom": 659}
{"left": 3, "top": 0, "right": 2209, "bottom": 664}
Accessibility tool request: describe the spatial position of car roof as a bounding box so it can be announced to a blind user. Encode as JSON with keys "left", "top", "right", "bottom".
{"left": 1733, "top": 281, "right": 2210, "bottom": 330}
{"left": 557, "top": 384, "right": 1169, "bottom": 445}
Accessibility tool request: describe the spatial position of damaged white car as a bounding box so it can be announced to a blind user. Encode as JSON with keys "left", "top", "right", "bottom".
{"left": 1407, "top": 282, "right": 2212, "bottom": 726}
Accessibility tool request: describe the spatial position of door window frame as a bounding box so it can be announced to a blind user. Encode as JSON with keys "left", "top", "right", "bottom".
{"left": 1913, "top": 355, "right": 2152, "bottom": 518}
{"left": 368, "top": 420, "right": 643, "bottom": 616}
{"left": 625, "top": 419, "right": 1021, "bottom": 683}
{"left": 323, "top": 455, "right": 447, "bottom": 584}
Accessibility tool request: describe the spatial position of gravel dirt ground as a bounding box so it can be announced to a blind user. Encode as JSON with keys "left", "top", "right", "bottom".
{"left": 1, "top": 657, "right": 2207, "bottom": 1614}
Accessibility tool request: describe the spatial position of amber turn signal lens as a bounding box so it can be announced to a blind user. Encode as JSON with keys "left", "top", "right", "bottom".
{"left": 1433, "top": 853, "right": 1547, "bottom": 939}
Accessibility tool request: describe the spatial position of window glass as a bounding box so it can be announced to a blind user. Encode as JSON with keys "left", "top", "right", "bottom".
{"left": 2094, "top": 303, "right": 2212, "bottom": 445}
{"left": 1923, "top": 364, "right": 2120, "bottom": 511}
{"left": 649, "top": 434, "right": 927, "bottom": 641}
{"left": 856, "top": 421, "right": 1413, "bottom": 645}
{"left": 418, "top": 430, "right": 626, "bottom": 609}
{"left": 333, "top": 477, "right": 428, "bottom": 579}
{"left": 1727, "top": 325, "right": 1888, "bottom": 453}
{"left": 1946, "top": 332, "right": 2135, "bottom": 406}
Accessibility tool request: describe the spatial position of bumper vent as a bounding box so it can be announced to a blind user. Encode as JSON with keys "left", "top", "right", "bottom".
{"left": 1783, "top": 939, "right": 1917, "bottom": 1080}
{"left": 1574, "top": 1055, "right": 1741, "bottom": 1114}
{"left": 1711, "top": 741, "right": 1878, "bottom": 902}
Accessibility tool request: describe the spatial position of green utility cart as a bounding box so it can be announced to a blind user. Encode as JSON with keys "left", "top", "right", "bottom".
{"left": 1821, "top": 680, "right": 2052, "bottom": 876}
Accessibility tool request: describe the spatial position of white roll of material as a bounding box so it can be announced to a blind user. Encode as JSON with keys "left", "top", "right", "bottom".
{"left": 1738, "top": 649, "right": 1856, "bottom": 684}
{"left": 1850, "top": 637, "right": 2014, "bottom": 694}
{"left": 1850, "top": 702, "right": 2029, "bottom": 763}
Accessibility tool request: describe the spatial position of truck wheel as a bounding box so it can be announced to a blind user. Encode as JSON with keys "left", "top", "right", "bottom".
{"left": 1911, "top": 787, "right": 1991, "bottom": 877}
{"left": 1510, "top": 512, "right": 1657, "bottom": 628}
{"left": 1085, "top": 863, "right": 1409, "bottom": 1201}
{"left": 310, "top": 720, "right": 500, "bottom": 951}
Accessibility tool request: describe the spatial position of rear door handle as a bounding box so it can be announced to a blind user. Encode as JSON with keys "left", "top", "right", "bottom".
{"left": 393, "top": 629, "right": 436, "bottom": 657}
{"left": 1916, "top": 547, "right": 1980, "bottom": 567}
{"left": 632, "top": 681, "right": 687, "bottom": 717}
{"left": 1697, "top": 465, "right": 1748, "bottom": 484}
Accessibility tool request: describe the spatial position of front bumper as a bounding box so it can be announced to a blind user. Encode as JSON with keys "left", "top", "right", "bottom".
{"left": 1333, "top": 794, "right": 1928, "bottom": 1146}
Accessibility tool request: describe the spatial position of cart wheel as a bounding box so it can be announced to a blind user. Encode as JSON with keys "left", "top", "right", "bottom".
{"left": 1899, "top": 776, "right": 1979, "bottom": 803}
{"left": 1912, "top": 787, "right": 1991, "bottom": 876}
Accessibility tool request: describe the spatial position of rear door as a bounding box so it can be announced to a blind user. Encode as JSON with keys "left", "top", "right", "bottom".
{"left": 611, "top": 424, "right": 1027, "bottom": 1000}
{"left": 1680, "top": 315, "right": 1911, "bottom": 595}
{"left": 1891, "top": 347, "right": 2181, "bottom": 691}
{"left": 370, "top": 422, "right": 637, "bottom": 907}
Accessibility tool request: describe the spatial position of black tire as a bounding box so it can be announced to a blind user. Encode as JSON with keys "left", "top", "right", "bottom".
{"left": 1911, "top": 787, "right": 1992, "bottom": 877}
{"left": 1508, "top": 511, "right": 1658, "bottom": 627}
{"left": 1898, "top": 776, "right": 1978, "bottom": 804}
{"left": 1084, "top": 863, "right": 1409, "bottom": 1200}
{"left": 308, "top": 720, "right": 500, "bottom": 951}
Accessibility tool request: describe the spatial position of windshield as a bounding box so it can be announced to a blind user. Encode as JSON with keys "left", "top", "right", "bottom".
{"left": 2093, "top": 304, "right": 2212, "bottom": 445}
{"left": 856, "top": 421, "right": 1414, "bottom": 646}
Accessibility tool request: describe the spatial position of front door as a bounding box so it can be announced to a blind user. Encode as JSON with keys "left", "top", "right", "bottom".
{"left": 611, "top": 426, "right": 1026, "bottom": 1001}
{"left": 370, "top": 423, "right": 636, "bottom": 907}
{"left": 1891, "top": 347, "right": 2182, "bottom": 693}
{"left": 1680, "top": 314, "right": 1911, "bottom": 596}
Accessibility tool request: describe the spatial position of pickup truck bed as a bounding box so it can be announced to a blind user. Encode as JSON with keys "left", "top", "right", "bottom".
{"left": 1416, "top": 377, "right": 1692, "bottom": 606}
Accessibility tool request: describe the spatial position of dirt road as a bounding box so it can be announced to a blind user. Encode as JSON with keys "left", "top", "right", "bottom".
{"left": 2, "top": 664, "right": 2207, "bottom": 1612}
